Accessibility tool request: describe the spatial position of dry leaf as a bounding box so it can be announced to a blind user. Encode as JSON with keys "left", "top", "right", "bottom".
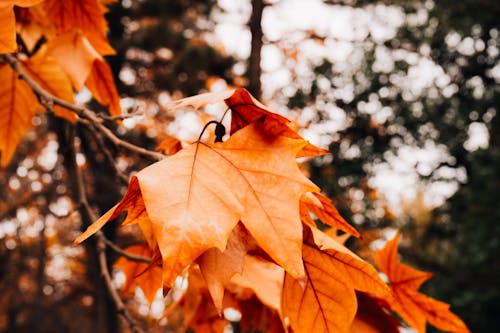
{"left": 0, "top": 64, "right": 39, "bottom": 167}
{"left": 374, "top": 232, "right": 470, "bottom": 333}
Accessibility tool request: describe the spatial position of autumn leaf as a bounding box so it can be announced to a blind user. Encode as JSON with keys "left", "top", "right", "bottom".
{"left": 169, "top": 267, "right": 227, "bottom": 333}
{"left": 76, "top": 120, "right": 319, "bottom": 288}
{"left": 282, "top": 225, "right": 390, "bottom": 333}
{"left": 374, "top": 232, "right": 470, "bottom": 333}
{"left": 22, "top": 49, "right": 77, "bottom": 122}
{"left": 0, "top": 0, "right": 42, "bottom": 53}
{"left": 197, "top": 223, "right": 252, "bottom": 311}
{"left": 156, "top": 136, "right": 183, "bottom": 156}
{"left": 0, "top": 63, "right": 39, "bottom": 167}
{"left": 43, "top": 0, "right": 115, "bottom": 55}
{"left": 171, "top": 88, "right": 328, "bottom": 158}
{"left": 114, "top": 244, "right": 161, "bottom": 304}
{"left": 85, "top": 58, "right": 121, "bottom": 116}
{"left": 351, "top": 292, "right": 400, "bottom": 333}
{"left": 46, "top": 29, "right": 101, "bottom": 90}
{"left": 301, "top": 191, "right": 360, "bottom": 237}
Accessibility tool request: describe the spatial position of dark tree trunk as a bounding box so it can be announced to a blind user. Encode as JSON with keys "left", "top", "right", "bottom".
{"left": 247, "top": 0, "right": 265, "bottom": 100}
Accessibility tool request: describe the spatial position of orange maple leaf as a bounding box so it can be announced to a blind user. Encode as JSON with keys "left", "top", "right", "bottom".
{"left": 43, "top": 0, "right": 115, "bottom": 55}
{"left": 171, "top": 88, "right": 328, "bottom": 158}
{"left": 374, "top": 232, "right": 470, "bottom": 333}
{"left": 282, "top": 225, "right": 390, "bottom": 333}
{"left": 0, "top": 63, "right": 39, "bottom": 167}
{"left": 114, "top": 244, "right": 162, "bottom": 304}
{"left": 21, "top": 49, "right": 77, "bottom": 122}
{"left": 0, "top": 0, "right": 42, "bottom": 53}
{"left": 300, "top": 191, "right": 360, "bottom": 237}
{"left": 350, "top": 292, "right": 400, "bottom": 333}
{"left": 76, "top": 120, "right": 319, "bottom": 288}
{"left": 85, "top": 58, "right": 121, "bottom": 116}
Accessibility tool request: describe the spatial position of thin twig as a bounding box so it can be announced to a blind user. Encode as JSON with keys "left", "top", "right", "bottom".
{"left": 102, "top": 237, "right": 153, "bottom": 263}
{"left": 1, "top": 53, "right": 165, "bottom": 161}
{"left": 68, "top": 132, "right": 145, "bottom": 333}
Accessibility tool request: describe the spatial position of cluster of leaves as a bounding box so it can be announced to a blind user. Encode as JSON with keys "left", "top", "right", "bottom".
{"left": 0, "top": 1, "right": 473, "bottom": 332}
{"left": 76, "top": 89, "right": 469, "bottom": 333}
{"left": 0, "top": 0, "right": 120, "bottom": 167}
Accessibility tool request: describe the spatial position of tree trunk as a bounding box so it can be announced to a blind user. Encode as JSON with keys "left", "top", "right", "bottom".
{"left": 247, "top": 0, "right": 265, "bottom": 100}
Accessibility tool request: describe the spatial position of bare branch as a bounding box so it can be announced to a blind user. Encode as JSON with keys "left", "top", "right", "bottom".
{"left": 67, "top": 131, "right": 145, "bottom": 333}
{"left": 102, "top": 237, "right": 154, "bottom": 264}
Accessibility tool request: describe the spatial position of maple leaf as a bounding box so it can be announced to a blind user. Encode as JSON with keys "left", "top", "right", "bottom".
{"left": 350, "top": 292, "right": 400, "bottom": 333}
{"left": 197, "top": 223, "right": 252, "bottom": 311}
{"left": 374, "top": 232, "right": 470, "bottom": 333}
{"left": 43, "top": 0, "right": 115, "bottom": 55}
{"left": 46, "top": 29, "right": 101, "bottom": 90}
{"left": 0, "top": 63, "right": 39, "bottom": 167}
{"left": 85, "top": 58, "right": 121, "bottom": 116}
{"left": 300, "top": 191, "right": 360, "bottom": 237}
{"left": 21, "top": 49, "right": 77, "bottom": 122}
{"left": 156, "top": 136, "right": 183, "bottom": 156}
{"left": 282, "top": 225, "right": 390, "bottom": 333}
{"left": 171, "top": 88, "right": 328, "bottom": 158}
{"left": 76, "top": 120, "right": 319, "bottom": 288}
{"left": 0, "top": 0, "right": 42, "bottom": 53}
{"left": 114, "top": 244, "right": 162, "bottom": 304}
{"left": 226, "top": 255, "right": 286, "bottom": 333}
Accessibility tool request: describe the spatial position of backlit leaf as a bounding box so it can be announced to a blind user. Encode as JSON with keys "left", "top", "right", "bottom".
{"left": 0, "top": 64, "right": 39, "bottom": 167}
{"left": 375, "top": 232, "right": 470, "bottom": 333}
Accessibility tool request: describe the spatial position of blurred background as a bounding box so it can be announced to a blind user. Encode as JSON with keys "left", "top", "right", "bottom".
{"left": 0, "top": 0, "right": 499, "bottom": 332}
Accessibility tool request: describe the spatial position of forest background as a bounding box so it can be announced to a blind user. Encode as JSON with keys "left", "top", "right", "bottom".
{"left": 0, "top": 0, "right": 498, "bottom": 332}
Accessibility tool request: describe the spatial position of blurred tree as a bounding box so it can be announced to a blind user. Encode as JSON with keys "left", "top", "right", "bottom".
{"left": 294, "top": 0, "right": 499, "bottom": 332}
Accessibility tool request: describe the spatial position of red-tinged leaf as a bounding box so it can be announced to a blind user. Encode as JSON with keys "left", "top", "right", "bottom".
{"left": 374, "top": 232, "right": 470, "bottom": 333}
{"left": 170, "top": 89, "right": 328, "bottom": 157}
{"left": 114, "top": 244, "right": 161, "bottom": 304}
{"left": 85, "top": 58, "right": 121, "bottom": 116}
{"left": 46, "top": 29, "right": 101, "bottom": 90}
{"left": 22, "top": 49, "right": 77, "bottom": 122}
{"left": 301, "top": 192, "right": 360, "bottom": 237}
{"left": 351, "top": 292, "right": 400, "bottom": 333}
{"left": 0, "top": 64, "right": 39, "bottom": 167}
{"left": 224, "top": 88, "right": 289, "bottom": 134}
{"left": 43, "top": 0, "right": 115, "bottom": 55}
{"left": 237, "top": 296, "right": 286, "bottom": 333}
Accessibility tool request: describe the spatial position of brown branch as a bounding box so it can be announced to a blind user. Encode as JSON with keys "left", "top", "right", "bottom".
{"left": 67, "top": 130, "right": 145, "bottom": 333}
{"left": 1, "top": 53, "right": 165, "bottom": 162}
{"left": 103, "top": 237, "right": 153, "bottom": 264}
